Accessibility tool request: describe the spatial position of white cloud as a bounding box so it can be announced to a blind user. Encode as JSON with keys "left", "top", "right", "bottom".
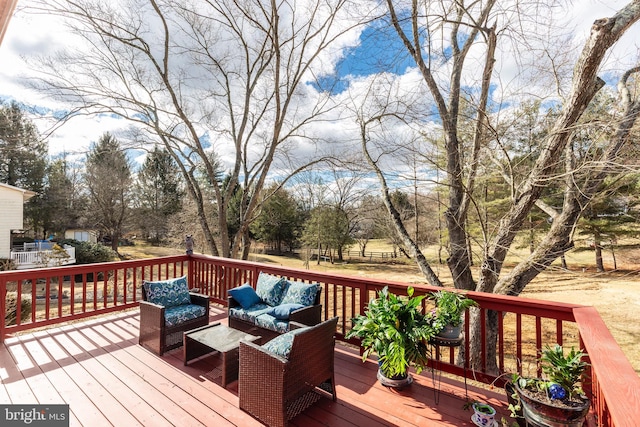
{"left": 1, "top": 4, "right": 134, "bottom": 159}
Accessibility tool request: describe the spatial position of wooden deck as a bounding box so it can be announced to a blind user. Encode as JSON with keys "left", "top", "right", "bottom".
{"left": 1, "top": 307, "right": 511, "bottom": 426}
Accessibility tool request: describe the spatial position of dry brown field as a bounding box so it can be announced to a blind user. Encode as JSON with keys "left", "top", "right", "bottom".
{"left": 120, "top": 241, "right": 640, "bottom": 375}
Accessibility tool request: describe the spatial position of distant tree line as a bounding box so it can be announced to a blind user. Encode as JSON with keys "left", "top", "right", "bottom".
{"left": 1, "top": 102, "right": 184, "bottom": 255}
{"left": 2, "top": 98, "right": 639, "bottom": 270}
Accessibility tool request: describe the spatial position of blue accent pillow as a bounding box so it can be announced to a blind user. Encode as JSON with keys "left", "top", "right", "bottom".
{"left": 228, "top": 284, "right": 261, "bottom": 309}
{"left": 265, "top": 303, "right": 305, "bottom": 320}
{"left": 143, "top": 276, "right": 191, "bottom": 308}
{"left": 255, "top": 272, "right": 286, "bottom": 306}
{"left": 280, "top": 281, "right": 319, "bottom": 306}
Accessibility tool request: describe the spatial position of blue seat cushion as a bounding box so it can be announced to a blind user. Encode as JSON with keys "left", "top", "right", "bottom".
{"left": 228, "top": 284, "right": 262, "bottom": 309}
{"left": 262, "top": 326, "right": 309, "bottom": 358}
{"left": 254, "top": 314, "right": 290, "bottom": 334}
{"left": 255, "top": 272, "right": 286, "bottom": 306}
{"left": 265, "top": 303, "right": 305, "bottom": 320}
{"left": 280, "top": 281, "right": 319, "bottom": 306}
{"left": 144, "top": 276, "right": 191, "bottom": 308}
{"left": 229, "top": 303, "right": 271, "bottom": 323}
{"left": 164, "top": 304, "right": 206, "bottom": 327}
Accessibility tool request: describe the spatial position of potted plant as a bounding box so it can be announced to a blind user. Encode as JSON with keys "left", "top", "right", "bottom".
{"left": 471, "top": 401, "right": 496, "bottom": 426}
{"left": 510, "top": 344, "right": 590, "bottom": 427}
{"left": 428, "top": 290, "right": 477, "bottom": 341}
{"left": 345, "top": 286, "right": 435, "bottom": 387}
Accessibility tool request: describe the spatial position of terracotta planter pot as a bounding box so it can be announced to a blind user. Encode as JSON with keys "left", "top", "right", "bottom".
{"left": 515, "top": 382, "right": 590, "bottom": 427}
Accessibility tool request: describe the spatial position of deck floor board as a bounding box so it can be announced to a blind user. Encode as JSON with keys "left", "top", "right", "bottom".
{"left": 1, "top": 308, "right": 510, "bottom": 427}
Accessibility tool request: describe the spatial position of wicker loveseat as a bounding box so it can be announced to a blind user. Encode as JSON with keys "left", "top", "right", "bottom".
{"left": 227, "top": 272, "right": 322, "bottom": 342}
{"left": 139, "top": 276, "right": 210, "bottom": 355}
{"left": 238, "top": 317, "right": 339, "bottom": 427}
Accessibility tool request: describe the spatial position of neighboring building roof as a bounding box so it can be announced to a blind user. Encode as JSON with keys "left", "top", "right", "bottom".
{"left": 0, "top": 182, "right": 36, "bottom": 201}
{"left": 0, "top": 0, "right": 19, "bottom": 46}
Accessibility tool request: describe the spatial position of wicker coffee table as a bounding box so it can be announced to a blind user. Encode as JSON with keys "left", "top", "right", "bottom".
{"left": 183, "top": 322, "right": 260, "bottom": 387}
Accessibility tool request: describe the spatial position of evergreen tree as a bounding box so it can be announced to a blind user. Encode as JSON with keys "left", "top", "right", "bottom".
{"left": 84, "top": 133, "right": 133, "bottom": 252}
{"left": 43, "top": 158, "right": 77, "bottom": 237}
{"left": 251, "top": 184, "right": 304, "bottom": 253}
{"left": 577, "top": 175, "right": 640, "bottom": 271}
{"left": 0, "top": 102, "right": 48, "bottom": 236}
{"left": 302, "top": 204, "right": 354, "bottom": 263}
{"left": 134, "top": 146, "right": 184, "bottom": 243}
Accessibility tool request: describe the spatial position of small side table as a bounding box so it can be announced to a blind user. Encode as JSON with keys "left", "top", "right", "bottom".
{"left": 184, "top": 323, "right": 260, "bottom": 388}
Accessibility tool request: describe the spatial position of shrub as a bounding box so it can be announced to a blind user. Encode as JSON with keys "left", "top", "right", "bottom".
{"left": 0, "top": 258, "right": 16, "bottom": 271}
{"left": 58, "top": 239, "right": 116, "bottom": 264}
{"left": 5, "top": 291, "right": 32, "bottom": 326}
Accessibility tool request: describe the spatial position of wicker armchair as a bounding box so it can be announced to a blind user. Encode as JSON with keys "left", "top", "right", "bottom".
{"left": 238, "top": 317, "right": 339, "bottom": 427}
{"left": 139, "top": 277, "right": 210, "bottom": 355}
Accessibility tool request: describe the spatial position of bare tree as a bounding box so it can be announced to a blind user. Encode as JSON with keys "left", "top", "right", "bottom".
{"left": 348, "top": 71, "right": 444, "bottom": 285}
{"left": 363, "top": 0, "right": 640, "bottom": 371}
{"left": 27, "top": 0, "right": 375, "bottom": 258}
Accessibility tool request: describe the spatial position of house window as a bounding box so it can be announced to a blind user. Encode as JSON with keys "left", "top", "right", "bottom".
{"left": 74, "top": 231, "right": 90, "bottom": 242}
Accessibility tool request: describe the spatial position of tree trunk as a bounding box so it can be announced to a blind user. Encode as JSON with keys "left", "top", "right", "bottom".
{"left": 466, "top": 308, "right": 500, "bottom": 374}
{"left": 594, "top": 231, "right": 605, "bottom": 272}
{"left": 611, "top": 244, "right": 617, "bottom": 270}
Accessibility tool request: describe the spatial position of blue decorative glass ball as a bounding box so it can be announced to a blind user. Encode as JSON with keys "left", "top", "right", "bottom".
{"left": 548, "top": 383, "right": 567, "bottom": 400}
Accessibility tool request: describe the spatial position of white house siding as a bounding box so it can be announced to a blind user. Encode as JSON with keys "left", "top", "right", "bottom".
{"left": 64, "top": 229, "right": 98, "bottom": 243}
{"left": 0, "top": 184, "right": 35, "bottom": 258}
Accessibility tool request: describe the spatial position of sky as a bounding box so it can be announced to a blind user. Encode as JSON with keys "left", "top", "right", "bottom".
{"left": 0, "top": 0, "right": 639, "bottom": 169}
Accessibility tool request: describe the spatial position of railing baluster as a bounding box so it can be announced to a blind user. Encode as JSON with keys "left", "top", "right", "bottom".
{"left": 516, "top": 313, "right": 522, "bottom": 375}
{"left": 480, "top": 308, "right": 487, "bottom": 372}
{"left": 536, "top": 316, "right": 542, "bottom": 378}
{"left": 498, "top": 310, "right": 504, "bottom": 373}
{"left": 57, "top": 275, "right": 63, "bottom": 317}
{"left": 45, "top": 276, "right": 51, "bottom": 320}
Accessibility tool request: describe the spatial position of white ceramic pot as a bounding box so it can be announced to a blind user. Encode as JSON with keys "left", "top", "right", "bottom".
{"left": 471, "top": 402, "right": 496, "bottom": 427}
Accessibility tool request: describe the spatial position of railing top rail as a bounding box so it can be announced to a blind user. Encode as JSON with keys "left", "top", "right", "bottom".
{"left": 191, "top": 254, "right": 582, "bottom": 320}
{"left": 0, "top": 255, "right": 189, "bottom": 280}
{"left": 573, "top": 306, "right": 640, "bottom": 427}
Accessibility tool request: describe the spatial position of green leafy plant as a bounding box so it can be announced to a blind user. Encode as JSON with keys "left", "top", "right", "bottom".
{"left": 428, "top": 290, "right": 477, "bottom": 331}
{"left": 346, "top": 286, "right": 435, "bottom": 377}
{"left": 540, "top": 344, "right": 589, "bottom": 399}
{"left": 473, "top": 403, "right": 495, "bottom": 414}
{"left": 510, "top": 344, "right": 589, "bottom": 419}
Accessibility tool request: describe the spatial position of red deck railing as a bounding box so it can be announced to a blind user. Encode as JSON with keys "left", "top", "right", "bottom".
{"left": 1, "top": 253, "right": 639, "bottom": 426}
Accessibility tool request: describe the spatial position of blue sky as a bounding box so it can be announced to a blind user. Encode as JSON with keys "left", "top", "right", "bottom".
{"left": 315, "top": 22, "right": 416, "bottom": 94}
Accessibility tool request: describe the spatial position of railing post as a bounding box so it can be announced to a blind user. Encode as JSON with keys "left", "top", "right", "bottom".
{"left": 0, "top": 276, "right": 6, "bottom": 343}
{"left": 188, "top": 256, "right": 195, "bottom": 291}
